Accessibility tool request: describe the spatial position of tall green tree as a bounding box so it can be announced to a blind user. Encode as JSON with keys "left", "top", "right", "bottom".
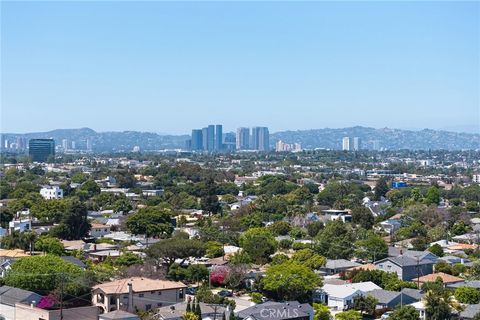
{"left": 50, "top": 199, "right": 91, "bottom": 240}
{"left": 425, "top": 186, "right": 441, "bottom": 205}
{"left": 374, "top": 178, "right": 389, "bottom": 200}
{"left": 147, "top": 237, "right": 205, "bottom": 271}
{"left": 239, "top": 228, "right": 277, "bottom": 264}
{"left": 125, "top": 206, "right": 174, "bottom": 238}
{"left": 315, "top": 220, "right": 354, "bottom": 259}
{"left": 355, "top": 232, "right": 388, "bottom": 262}
{"left": 262, "top": 261, "right": 320, "bottom": 301}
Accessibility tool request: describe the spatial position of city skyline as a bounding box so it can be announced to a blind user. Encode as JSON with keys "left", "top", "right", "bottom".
{"left": 1, "top": 1, "right": 478, "bottom": 134}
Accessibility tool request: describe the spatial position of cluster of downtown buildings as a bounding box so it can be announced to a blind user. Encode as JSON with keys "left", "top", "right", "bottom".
{"left": 186, "top": 125, "right": 270, "bottom": 152}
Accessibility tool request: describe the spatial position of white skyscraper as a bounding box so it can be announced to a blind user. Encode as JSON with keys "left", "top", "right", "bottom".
{"left": 62, "top": 139, "right": 68, "bottom": 150}
{"left": 342, "top": 137, "right": 351, "bottom": 151}
{"left": 353, "top": 137, "right": 360, "bottom": 151}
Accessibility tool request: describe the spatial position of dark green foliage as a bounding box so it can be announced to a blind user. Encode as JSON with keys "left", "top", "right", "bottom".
{"left": 374, "top": 178, "right": 389, "bottom": 200}
{"left": 454, "top": 286, "right": 480, "bottom": 304}
{"left": 350, "top": 269, "right": 416, "bottom": 291}
{"left": 125, "top": 206, "right": 174, "bottom": 238}
{"left": 390, "top": 305, "right": 420, "bottom": 320}
{"left": 148, "top": 236, "right": 205, "bottom": 270}
{"left": 50, "top": 198, "right": 91, "bottom": 240}
{"left": 351, "top": 206, "right": 375, "bottom": 229}
{"left": 239, "top": 228, "right": 277, "bottom": 264}
{"left": 315, "top": 220, "right": 355, "bottom": 259}
{"left": 428, "top": 244, "right": 444, "bottom": 257}
{"left": 4, "top": 255, "right": 84, "bottom": 295}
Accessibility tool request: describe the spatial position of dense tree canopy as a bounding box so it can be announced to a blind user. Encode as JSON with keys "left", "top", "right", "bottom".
{"left": 125, "top": 206, "right": 174, "bottom": 238}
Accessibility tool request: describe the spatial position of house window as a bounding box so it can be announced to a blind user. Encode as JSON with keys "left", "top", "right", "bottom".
{"left": 379, "top": 264, "right": 384, "bottom": 269}
{"left": 179, "top": 289, "right": 184, "bottom": 299}
{"left": 158, "top": 303, "right": 163, "bottom": 307}
{"left": 146, "top": 304, "right": 151, "bottom": 311}
{"left": 139, "top": 294, "right": 144, "bottom": 298}
{"left": 158, "top": 291, "right": 162, "bottom": 295}
{"left": 151, "top": 291, "right": 156, "bottom": 294}
{"left": 387, "top": 265, "right": 391, "bottom": 270}
{"left": 124, "top": 295, "right": 128, "bottom": 299}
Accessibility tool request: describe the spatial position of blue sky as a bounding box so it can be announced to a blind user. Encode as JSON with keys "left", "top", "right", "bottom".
{"left": 1, "top": 1, "right": 479, "bottom": 134}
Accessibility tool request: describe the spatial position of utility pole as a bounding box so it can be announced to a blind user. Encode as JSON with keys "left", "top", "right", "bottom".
{"left": 60, "top": 272, "right": 64, "bottom": 320}
{"left": 416, "top": 256, "right": 420, "bottom": 289}
{"left": 207, "top": 303, "right": 224, "bottom": 320}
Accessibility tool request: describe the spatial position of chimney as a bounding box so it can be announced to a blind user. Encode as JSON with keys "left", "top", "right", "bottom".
{"left": 127, "top": 283, "right": 133, "bottom": 311}
{"left": 30, "top": 301, "right": 36, "bottom": 308}
{"left": 93, "top": 244, "right": 97, "bottom": 251}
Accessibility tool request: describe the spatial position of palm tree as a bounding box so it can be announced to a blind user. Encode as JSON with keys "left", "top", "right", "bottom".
{"left": 424, "top": 289, "right": 463, "bottom": 320}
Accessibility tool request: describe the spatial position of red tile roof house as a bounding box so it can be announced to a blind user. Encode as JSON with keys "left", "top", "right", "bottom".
{"left": 92, "top": 277, "right": 187, "bottom": 313}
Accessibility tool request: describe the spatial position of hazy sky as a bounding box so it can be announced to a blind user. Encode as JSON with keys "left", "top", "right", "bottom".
{"left": 1, "top": 1, "right": 479, "bottom": 134}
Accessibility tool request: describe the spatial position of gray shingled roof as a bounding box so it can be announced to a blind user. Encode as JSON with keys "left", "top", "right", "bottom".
{"left": 99, "top": 310, "right": 140, "bottom": 320}
{"left": 367, "top": 289, "right": 401, "bottom": 304}
{"left": 448, "top": 281, "right": 480, "bottom": 289}
{"left": 400, "top": 288, "right": 424, "bottom": 301}
{"left": 0, "top": 286, "right": 43, "bottom": 306}
{"left": 324, "top": 259, "right": 361, "bottom": 269}
{"left": 460, "top": 304, "right": 480, "bottom": 319}
{"left": 377, "top": 255, "right": 436, "bottom": 267}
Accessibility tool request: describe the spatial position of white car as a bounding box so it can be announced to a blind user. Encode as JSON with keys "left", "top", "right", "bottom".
{"left": 380, "top": 311, "right": 392, "bottom": 319}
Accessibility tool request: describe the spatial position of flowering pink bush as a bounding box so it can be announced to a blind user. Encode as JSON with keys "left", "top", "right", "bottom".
{"left": 37, "top": 294, "right": 58, "bottom": 309}
{"left": 210, "top": 266, "right": 229, "bottom": 286}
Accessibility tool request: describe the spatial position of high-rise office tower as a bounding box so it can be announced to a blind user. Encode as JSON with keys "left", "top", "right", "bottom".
{"left": 16, "top": 137, "right": 25, "bottom": 150}
{"left": 342, "top": 137, "right": 351, "bottom": 151}
{"left": 353, "top": 137, "right": 360, "bottom": 151}
{"left": 29, "top": 139, "right": 55, "bottom": 162}
{"left": 258, "top": 127, "right": 269, "bottom": 151}
{"left": 236, "top": 127, "right": 250, "bottom": 150}
{"left": 62, "top": 139, "right": 68, "bottom": 150}
{"left": 207, "top": 125, "right": 215, "bottom": 151}
{"left": 372, "top": 140, "right": 380, "bottom": 151}
{"left": 191, "top": 129, "right": 203, "bottom": 150}
{"left": 202, "top": 127, "right": 208, "bottom": 150}
{"left": 71, "top": 141, "right": 76, "bottom": 149}
{"left": 215, "top": 125, "right": 223, "bottom": 151}
{"left": 223, "top": 132, "right": 236, "bottom": 151}
{"left": 251, "top": 127, "right": 270, "bottom": 151}
{"left": 86, "top": 138, "right": 92, "bottom": 151}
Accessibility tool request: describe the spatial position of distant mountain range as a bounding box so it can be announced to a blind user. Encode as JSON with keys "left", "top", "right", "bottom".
{"left": 1, "top": 126, "right": 479, "bottom": 152}
{"left": 270, "top": 127, "right": 480, "bottom": 150}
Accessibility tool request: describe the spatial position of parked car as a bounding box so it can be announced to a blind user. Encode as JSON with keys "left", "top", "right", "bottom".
{"left": 218, "top": 290, "right": 233, "bottom": 297}
{"left": 186, "top": 287, "right": 197, "bottom": 295}
{"left": 381, "top": 312, "right": 392, "bottom": 319}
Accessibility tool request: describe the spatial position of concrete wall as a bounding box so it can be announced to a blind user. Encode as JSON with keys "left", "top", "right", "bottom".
{"left": 93, "top": 288, "right": 184, "bottom": 313}
{"left": 15, "top": 303, "right": 98, "bottom": 320}
{"left": 0, "top": 303, "right": 15, "bottom": 320}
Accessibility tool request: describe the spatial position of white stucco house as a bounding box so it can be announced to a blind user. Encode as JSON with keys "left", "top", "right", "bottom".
{"left": 316, "top": 281, "right": 381, "bottom": 310}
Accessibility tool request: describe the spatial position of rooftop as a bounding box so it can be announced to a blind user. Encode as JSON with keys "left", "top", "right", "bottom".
{"left": 414, "top": 272, "right": 465, "bottom": 284}
{"left": 92, "top": 277, "right": 186, "bottom": 295}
